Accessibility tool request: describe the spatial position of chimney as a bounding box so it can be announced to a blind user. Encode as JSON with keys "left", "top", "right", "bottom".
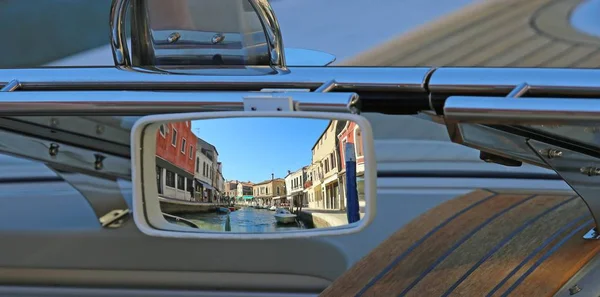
{"left": 288, "top": 170, "right": 291, "bottom": 174}
{"left": 271, "top": 173, "right": 274, "bottom": 180}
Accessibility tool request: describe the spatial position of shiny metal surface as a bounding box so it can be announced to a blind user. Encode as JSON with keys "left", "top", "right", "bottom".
{"left": 55, "top": 171, "right": 131, "bottom": 227}
{"left": 450, "top": 123, "right": 550, "bottom": 169}
{"left": 109, "top": 0, "right": 286, "bottom": 70}
{"left": 109, "top": 0, "right": 130, "bottom": 68}
{"left": 0, "top": 91, "right": 357, "bottom": 115}
{"left": 285, "top": 48, "right": 336, "bottom": 67}
{"left": 444, "top": 96, "right": 600, "bottom": 125}
{"left": 528, "top": 140, "right": 600, "bottom": 239}
{"left": 0, "top": 79, "right": 20, "bottom": 92}
{"left": 0, "top": 67, "right": 430, "bottom": 91}
{"left": 249, "top": 0, "right": 286, "bottom": 69}
{"left": 429, "top": 68, "right": 600, "bottom": 93}
{"left": 0, "top": 128, "right": 131, "bottom": 180}
{"left": 506, "top": 82, "right": 530, "bottom": 98}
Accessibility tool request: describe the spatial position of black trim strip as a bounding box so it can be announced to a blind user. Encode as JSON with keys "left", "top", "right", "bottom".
{"left": 0, "top": 176, "right": 63, "bottom": 184}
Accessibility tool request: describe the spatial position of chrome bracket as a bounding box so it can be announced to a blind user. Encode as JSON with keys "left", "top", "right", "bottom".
{"left": 243, "top": 95, "right": 294, "bottom": 112}
{"left": 527, "top": 139, "right": 600, "bottom": 240}
{"left": 99, "top": 208, "right": 131, "bottom": 228}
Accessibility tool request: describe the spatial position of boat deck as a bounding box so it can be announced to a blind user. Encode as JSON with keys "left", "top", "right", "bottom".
{"left": 320, "top": 190, "right": 600, "bottom": 296}
{"left": 323, "top": 2, "right": 600, "bottom": 294}
{"left": 342, "top": 0, "right": 600, "bottom": 68}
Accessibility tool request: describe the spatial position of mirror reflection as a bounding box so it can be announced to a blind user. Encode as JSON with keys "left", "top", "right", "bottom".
{"left": 153, "top": 117, "right": 366, "bottom": 233}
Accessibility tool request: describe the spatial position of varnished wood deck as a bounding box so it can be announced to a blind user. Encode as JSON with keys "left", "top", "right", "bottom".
{"left": 320, "top": 190, "right": 600, "bottom": 297}
{"left": 341, "top": 0, "right": 600, "bottom": 68}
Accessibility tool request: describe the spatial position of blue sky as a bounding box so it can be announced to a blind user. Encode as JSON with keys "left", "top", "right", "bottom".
{"left": 191, "top": 117, "right": 329, "bottom": 183}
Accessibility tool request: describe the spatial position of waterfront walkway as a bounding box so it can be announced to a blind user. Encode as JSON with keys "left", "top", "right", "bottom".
{"left": 301, "top": 201, "right": 366, "bottom": 227}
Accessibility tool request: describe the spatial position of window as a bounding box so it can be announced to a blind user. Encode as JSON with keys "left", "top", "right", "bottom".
{"left": 156, "top": 166, "right": 163, "bottom": 194}
{"left": 177, "top": 175, "right": 185, "bottom": 190}
{"left": 277, "top": 187, "right": 280, "bottom": 195}
{"left": 165, "top": 170, "right": 175, "bottom": 188}
{"left": 189, "top": 145, "right": 193, "bottom": 159}
{"left": 330, "top": 153, "right": 336, "bottom": 168}
{"left": 171, "top": 128, "right": 178, "bottom": 147}
{"left": 196, "top": 157, "right": 200, "bottom": 172}
{"left": 203, "top": 162, "right": 206, "bottom": 176}
{"left": 355, "top": 127, "right": 364, "bottom": 157}
{"left": 181, "top": 138, "right": 187, "bottom": 154}
{"left": 187, "top": 178, "right": 193, "bottom": 193}
{"left": 159, "top": 125, "right": 166, "bottom": 138}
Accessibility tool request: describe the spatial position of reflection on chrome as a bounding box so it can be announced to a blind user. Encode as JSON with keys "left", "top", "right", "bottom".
{"left": 153, "top": 118, "right": 366, "bottom": 232}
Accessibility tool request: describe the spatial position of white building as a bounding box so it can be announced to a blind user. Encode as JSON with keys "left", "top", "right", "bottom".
{"left": 194, "top": 145, "right": 215, "bottom": 202}
{"left": 285, "top": 166, "right": 309, "bottom": 207}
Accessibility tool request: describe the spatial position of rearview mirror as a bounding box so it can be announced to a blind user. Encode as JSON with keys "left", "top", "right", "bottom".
{"left": 131, "top": 112, "right": 376, "bottom": 239}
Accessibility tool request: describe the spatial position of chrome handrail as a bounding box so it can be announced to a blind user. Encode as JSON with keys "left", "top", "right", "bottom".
{"left": 248, "top": 0, "right": 286, "bottom": 69}
{"left": 109, "top": 0, "right": 286, "bottom": 70}
{"left": 109, "top": 0, "right": 130, "bottom": 68}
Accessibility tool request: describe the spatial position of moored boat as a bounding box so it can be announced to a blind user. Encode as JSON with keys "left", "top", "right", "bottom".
{"left": 274, "top": 208, "right": 297, "bottom": 224}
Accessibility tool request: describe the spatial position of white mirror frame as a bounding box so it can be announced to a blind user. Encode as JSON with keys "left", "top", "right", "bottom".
{"left": 131, "top": 111, "right": 376, "bottom": 239}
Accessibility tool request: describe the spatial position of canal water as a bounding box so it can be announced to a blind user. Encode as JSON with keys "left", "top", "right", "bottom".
{"left": 180, "top": 207, "right": 311, "bottom": 232}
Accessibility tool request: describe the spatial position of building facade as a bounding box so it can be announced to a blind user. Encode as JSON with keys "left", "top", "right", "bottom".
{"left": 194, "top": 145, "right": 215, "bottom": 202}
{"left": 253, "top": 177, "right": 286, "bottom": 206}
{"left": 285, "top": 166, "right": 308, "bottom": 207}
{"left": 306, "top": 120, "right": 342, "bottom": 210}
{"left": 197, "top": 138, "right": 221, "bottom": 201}
{"left": 224, "top": 180, "right": 239, "bottom": 199}
{"left": 155, "top": 121, "right": 197, "bottom": 201}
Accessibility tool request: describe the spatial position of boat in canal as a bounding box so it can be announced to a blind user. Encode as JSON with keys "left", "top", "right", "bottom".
{"left": 216, "top": 207, "right": 231, "bottom": 214}
{"left": 269, "top": 205, "right": 276, "bottom": 211}
{"left": 274, "top": 208, "right": 297, "bottom": 224}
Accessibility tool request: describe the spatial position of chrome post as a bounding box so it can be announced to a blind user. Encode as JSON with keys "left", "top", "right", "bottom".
{"left": 506, "top": 82, "right": 530, "bottom": 98}
{"left": 0, "top": 79, "right": 20, "bottom": 92}
{"left": 248, "top": 0, "right": 287, "bottom": 69}
{"left": 314, "top": 79, "right": 338, "bottom": 93}
{"left": 109, "top": 0, "right": 131, "bottom": 68}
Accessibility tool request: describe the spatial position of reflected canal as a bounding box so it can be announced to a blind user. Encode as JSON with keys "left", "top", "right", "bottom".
{"left": 180, "top": 207, "right": 312, "bottom": 232}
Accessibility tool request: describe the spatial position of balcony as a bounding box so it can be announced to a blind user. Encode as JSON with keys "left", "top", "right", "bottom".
{"left": 304, "top": 180, "right": 312, "bottom": 189}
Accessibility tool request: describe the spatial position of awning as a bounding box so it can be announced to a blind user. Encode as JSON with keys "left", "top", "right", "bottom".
{"left": 243, "top": 195, "right": 254, "bottom": 200}
{"left": 194, "top": 178, "right": 215, "bottom": 190}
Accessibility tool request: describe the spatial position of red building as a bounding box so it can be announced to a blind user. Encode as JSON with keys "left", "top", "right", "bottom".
{"left": 337, "top": 121, "right": 365, "bottom": 170}
{"left": 155, "top": 120, "right": 198, "bottom": 200}
{"left": 156, "top": 120, "right": 197, "bottom": 173}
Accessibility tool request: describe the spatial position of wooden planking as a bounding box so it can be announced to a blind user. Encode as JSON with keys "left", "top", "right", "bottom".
{"left": 406, "top": 0, "right": 550, "bottom": 67}
{"left": 317, "top": 189, "right": 496, "bottom": 297}
{"left": 320, "top": 190, "right": 600, "bottom": 297}
{"left": 343, "top": 0, "right": 600, "bottom": 68}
